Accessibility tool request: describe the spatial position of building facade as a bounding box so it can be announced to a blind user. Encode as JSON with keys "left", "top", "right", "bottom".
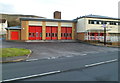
{"left": 6, "top": 18, "right": 76, "bottom": 41}
{"left": 0, "top": 19, "right": 8, "bottom": 34}
{"left": 76, "top": 15, "right": 120, "bottom": 42}
{"left": 5, "top": 14, "right": 120, "bottom": 43}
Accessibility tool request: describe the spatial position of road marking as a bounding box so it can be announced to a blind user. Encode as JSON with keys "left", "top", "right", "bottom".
{"left": 2, "top": 70, "right": 61, "bottom": 82}
{"left": 66, "top": 55, "right": 73, "bottom": 57}
{"left": 85, "top": 59, "right": 118, "bottom": 67}
{"left": 26, "top": 59, "right": 39, "bottom": 62}
{"left": 80, "top": 54, "right": 87, "bottom": 56}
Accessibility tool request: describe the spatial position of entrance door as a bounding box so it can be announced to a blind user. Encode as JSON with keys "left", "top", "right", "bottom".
{"left": 66, "top": 27, "right": 72, "bottom": 40}
{"left": 11, "top": 31, "right": 19, "bottom": 40}
{"left": 51, "top": 27, "right": 58, "bottom": 40}
{"left": 61, "top": 27, "right": 67, "bottom": 40}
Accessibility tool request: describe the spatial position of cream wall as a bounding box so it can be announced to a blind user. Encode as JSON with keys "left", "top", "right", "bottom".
{"left": 61, "top": 22, "right": 73, "bottom": 27}
{"left": 77, "top": 17, "right": 119, "bottom": 33}
{"left": 77, "top": 18, "right": 86, "bottom": 32}
{"left": 29, "top": 21, "right": 42, "bottom": 26}
{"left": 85, "top": 18, "right": 119, "bottom": 33}
{"left": 29, "top": 21, "right": 73, "bottom": 27}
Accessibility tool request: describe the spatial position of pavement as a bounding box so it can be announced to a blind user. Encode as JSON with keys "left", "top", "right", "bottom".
{"left": 0, "top": 54, "right": 30, "bottom": 63}
{"left": 0, "top": 40, "right": 119, "bottom": 63}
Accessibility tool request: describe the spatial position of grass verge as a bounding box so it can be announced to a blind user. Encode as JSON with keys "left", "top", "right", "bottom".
{"left": 0, "top": 48, "right": 30, "bottom": 57}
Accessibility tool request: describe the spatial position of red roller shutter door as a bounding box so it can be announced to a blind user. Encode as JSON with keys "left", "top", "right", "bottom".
{"left": 29, "top": 26, "right": 36, "bottom": 40}
{"left": 67, "top": 27, "right": 72, "bottom": 40}
{"left": 61, "top": 27, "right": 67, "bottom": 40}
{"left": 36, "top": 26, "right": 42, "bottom": 40}
{"left": 46, "top": 26, "right": 52, "bottom": 40}
{"left": 11, "top": 31, "right": 19, "bottom": 40}
{"left": 51, "top": 27, "right": 58, "bottom": 40}
{"left": 29, "top": 26, "right": 42, "bottom": 40}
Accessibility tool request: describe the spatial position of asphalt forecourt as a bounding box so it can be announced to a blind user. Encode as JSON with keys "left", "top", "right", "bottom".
{"left": 0, "top": 48, "right": 32, "bottom": 63}
{"left": 2, "top": 41, "right": 118, "bottom": 62}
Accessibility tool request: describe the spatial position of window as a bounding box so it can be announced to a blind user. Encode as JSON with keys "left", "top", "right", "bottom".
{"left": 66, "top": 33, "right": 68, "bottom": 37}
{"left": 70, "top": 33, "right": 72, "bottom": 37}
{"left": 46, "top": 33, "right": 49, "bottom": 37}
{"left": 107, "top": 22, "right": 110, "bottom": 25}
{"left": 61, "top": 33, "right": 63, "bottom": 37}
{"left": 36, "top": 32, "right": 38, "bottom": 37}
{"left": 99, "top": 21, "right": 102, "bottom": 24}
{"left": 88, "top": 20, "right": 119, "bottom": 25}
{"left": 33, "top": 33, "right": 35, "bottom": 37}
{"left": 110, "top": 21, "right": 113, "bottom": 24}
{"left": 88, "top": 20, "right": 91, "bottom": 24}
{"left": 116, "top": 22, "right": 118, "bottom": 25}
{"left": 101, "top": 21, "right": 107, "bottom": 24}
{"left": 29, "top": 33, "right": 32, "bottom": 37}
{"left": 118, "top": 22, "right": 120, "bottom": 25}
{"left": 94, "top": 21, "right": 97, "bottom": 24}
{"left": 49, "top": 33, "right": 51, "bottom": 37}
{"left": 46, "top": 33, "right": 48, "bottom": 37}
{"left": 52, "top": 33, "right": 54, "bottom": 37}
{"left": 64, "top": 33, "right": 66, "bottom": 37}
{"left": 96, "top": 21, "right": 99, "bottom": 24}
{"left": 40, "top": 33, "right": 42, "bottom": 37}
{"left": 91, "top": 20, "right": 94, "bottom": 24}
{"left": 88, "top": 20, "right": 94, "bottom": 24}
{"left": 113, "top": 22, "right": 117, "bottom": 25}
{"left": 55, "top": 33, "right": 57, "bottom": 37}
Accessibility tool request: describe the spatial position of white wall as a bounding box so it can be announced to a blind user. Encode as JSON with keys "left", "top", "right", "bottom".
{"left": 77, "top": 18, "right": 86, "bottom": 32}
{"left": 0, "top": 21, "right": 7, "bottom": 34}
{"left": 77, "top": 17, "right": 119, "bottom": 33}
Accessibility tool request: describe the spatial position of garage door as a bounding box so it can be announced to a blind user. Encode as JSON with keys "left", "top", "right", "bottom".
{"left": 61, "top": 27, "right": 66, "bottom": 40}
{"left": 61, "top": 27, "right": 72, "bottom": 40}
{"left": 46, "top": 26, "right": 52, "bottom": 40}
{"left": 29, "top": 26, "right": 42, "bottom": 40}
{"left": 46, "top": 26, "right": 58, "bottom": 40}
{"left": 51, "top": 27, "right": 58, "bottom": 40}
{"left": 11, "top": 31, "right": 19, "bottom": 40}
{"left": 66, "top": 27, "right": 72, "bottom": 40}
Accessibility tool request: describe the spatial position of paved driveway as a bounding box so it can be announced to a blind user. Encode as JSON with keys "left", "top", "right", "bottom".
{"left": 2, "top": 40, "right": 118, "bottom": 60}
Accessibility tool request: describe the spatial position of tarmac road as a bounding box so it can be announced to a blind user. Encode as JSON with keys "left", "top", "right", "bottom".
{"left": 2, "top": 51, "right": 118, "bottom": 82}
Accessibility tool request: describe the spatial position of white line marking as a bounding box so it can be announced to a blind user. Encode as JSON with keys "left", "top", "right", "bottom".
{"left": 81, "top": 54, "right": 87, "bottom": 56}
{"left": 66, "top": 55, "right": 73, "bottom": 57}
{"left": 26, "top": 59, "right": 38, "bottom": 62}
{"left": 3, "top": 70, "right": 61, "bottom": 82}
{"left": 85, "top": 59, "right": 118, "bottom": 67}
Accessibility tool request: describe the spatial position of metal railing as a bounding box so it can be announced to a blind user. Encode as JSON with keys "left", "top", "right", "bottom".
{"left": 85, "top": 36, "right": 110, "bottom": 41}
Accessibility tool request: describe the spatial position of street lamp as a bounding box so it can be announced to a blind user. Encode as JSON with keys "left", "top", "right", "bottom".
{"left": 102, "top": 24, "right": 107, "bottom": 45}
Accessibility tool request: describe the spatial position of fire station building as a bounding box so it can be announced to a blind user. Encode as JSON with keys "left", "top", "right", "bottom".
{"left": 5, "top": 11, "right": 120, "bottom": 43}
{"left": 6, "top": 11, "right": 76, "bottom": 41}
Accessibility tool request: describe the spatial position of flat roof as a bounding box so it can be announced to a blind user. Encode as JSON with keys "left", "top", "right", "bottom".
{"left": 76, "top": 15, "right": 120, "bottom": 20}
{"left": 20, "top": 17, "right": 77, "bottom": 22}
{"left": 5, "top": 26, "right": 21, "bottom": 30}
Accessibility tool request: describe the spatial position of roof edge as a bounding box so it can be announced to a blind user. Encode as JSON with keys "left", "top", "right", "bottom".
{"left": 20, "top": 18, "right": 77, "bottom": 22}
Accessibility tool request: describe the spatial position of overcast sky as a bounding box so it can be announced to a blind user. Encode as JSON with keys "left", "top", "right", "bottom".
{"left": 0, "top": 0, "right": 119, "bottom": 20}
